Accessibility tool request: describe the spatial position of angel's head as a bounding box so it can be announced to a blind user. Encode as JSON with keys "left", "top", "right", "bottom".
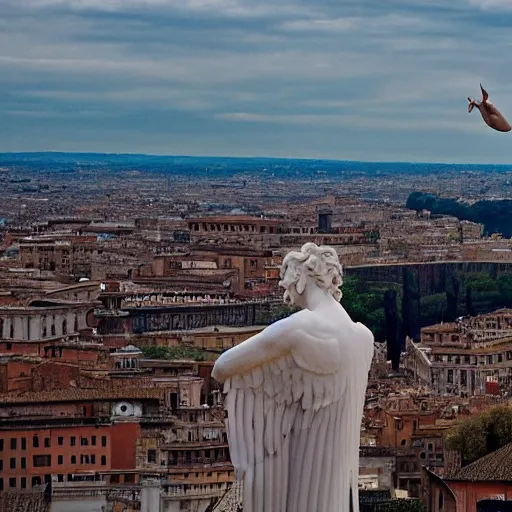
{"left": 279, "top": 242, "right": 343, "bottom": 306}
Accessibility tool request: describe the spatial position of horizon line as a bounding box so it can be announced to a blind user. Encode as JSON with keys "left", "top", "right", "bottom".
{"left": 0, "top": 150, "right": 510, "bottom": 167}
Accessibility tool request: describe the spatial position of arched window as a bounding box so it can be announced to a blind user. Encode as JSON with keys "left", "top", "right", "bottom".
{"left": 10, "top": 323, "right": 14, "bottom": 339}
{"left": 62, "top": 319, "right": 67, "bottom": 335}
{"left": 74, "top": 316, "right": 78, "bottom": 333}
{"left": 51, "top": 323, "right": 56, "bottom": 336}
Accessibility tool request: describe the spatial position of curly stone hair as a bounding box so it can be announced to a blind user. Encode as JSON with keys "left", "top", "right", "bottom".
{"left": 279, "top": 242, "right": 343, "bottom": 305}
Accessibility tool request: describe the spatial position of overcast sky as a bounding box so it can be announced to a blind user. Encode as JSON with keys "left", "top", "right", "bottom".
{"left": 2, "top": 0, "right": 512, "bottom": 163}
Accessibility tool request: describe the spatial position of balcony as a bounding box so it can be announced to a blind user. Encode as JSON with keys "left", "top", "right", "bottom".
{"left": 94, "top": 308, "right": 129, "bottom": 318}
{"left": 162, "top": 482, "right": 230, "bottom": 500}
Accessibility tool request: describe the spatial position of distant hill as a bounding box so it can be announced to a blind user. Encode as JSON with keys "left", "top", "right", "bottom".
{"left": 0, "top": 152, "right": 511, "bottom": 178}
{"left": 406, "top": 191, "right": 512, "bottom": 237}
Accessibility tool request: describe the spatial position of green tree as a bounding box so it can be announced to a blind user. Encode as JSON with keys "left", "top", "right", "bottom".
{"left": 341, "top": 275, "right": 387, "bottom": 340}
{"left": 497, "top": 273, "right": 512, "bottom": 307}
{"left": 445, "top": 406, "right": 512, "bottom": 465}
{"left": 141, "top": 345, "right": 217, "bottom": 361}
{"left": 376, "top": 500, "right": 425, "bottom": 512}
{"left": 269, "top": 304, "right": 297, "bottom": 323}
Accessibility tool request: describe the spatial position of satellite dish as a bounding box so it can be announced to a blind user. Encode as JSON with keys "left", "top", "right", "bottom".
{"left": 113, "top": 402, "right": 134, "bottom": 416}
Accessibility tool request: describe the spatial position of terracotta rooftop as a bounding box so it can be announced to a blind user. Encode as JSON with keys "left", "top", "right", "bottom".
{"left": 450, "top": 442, "right": 512, "bottom": 481}
{"left": 421, "top": 323, "right": 459, "bottom": 333}
{"left": 0, "top": 387, "right": 164, "bottom": 404}
{"left": 0, "top": 488, "right": 48, "bottom": 512}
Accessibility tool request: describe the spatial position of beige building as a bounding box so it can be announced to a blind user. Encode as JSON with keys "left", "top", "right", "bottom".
{"left": 403, "top": 309, "right": 512, "bottom": 395}
{"left": 0, "top": 301, "right": 93, "bottom": 342}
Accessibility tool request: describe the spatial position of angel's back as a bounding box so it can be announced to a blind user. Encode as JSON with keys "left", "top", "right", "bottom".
{"left": 222, "top": 304, "right": 374, "bottom": 512}
{"left": 214, "top": 242, "right": 374, "bottom": 512}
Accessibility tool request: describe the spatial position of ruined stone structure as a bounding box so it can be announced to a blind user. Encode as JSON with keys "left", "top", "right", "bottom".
{"left": 187, "top": 215, "right": 283, "bottom": 248}
{"left": 96, "top": 301, "right": 278, "bottom": 335}
{"left": 403, "top": 309, "right": 512, "bottom": 395}
{"left": 18, "top": 235, "right": 97, "bottom": 278}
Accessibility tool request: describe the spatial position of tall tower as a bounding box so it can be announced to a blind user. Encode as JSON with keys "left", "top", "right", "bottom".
{"left": 316, "top": 204, "right": 333, "bottom": 234}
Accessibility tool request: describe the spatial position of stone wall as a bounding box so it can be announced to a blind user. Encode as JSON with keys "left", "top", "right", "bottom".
{"left": 127, "top": 302, "right": 275, "bottom": 334}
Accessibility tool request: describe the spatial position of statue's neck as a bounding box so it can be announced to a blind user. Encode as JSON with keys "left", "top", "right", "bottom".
{"left": 303, "top": 282, "right": 337, "bottom": 312}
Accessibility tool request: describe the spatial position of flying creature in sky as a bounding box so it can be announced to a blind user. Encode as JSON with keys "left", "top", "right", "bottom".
{"left": 468, "top": 84, "right": 511, "bottom": 132}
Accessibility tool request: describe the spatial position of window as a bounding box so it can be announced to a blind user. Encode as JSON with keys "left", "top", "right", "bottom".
{"left": 91, "top": 436, "right": 96, "bottom": 446}
{"left": 70, "top": 436, "right": 76, "bottom": 447}
{"left": 58, "top": 437, "right": 64, "bottom": 446}
{"left": 498, "top": 353, "right": 504, "bottom": 363}
{"left": 10, "top": 438, "right": 16, "bottom": 450}
{"left": 427, "top": 443, "right": 433, "bottom": 452}
{"left": 21, "top": 457, "right": 26, "bottom": 469}
{"left": 44, "top": 438, "right": 50, "bottom": 448}
{"left": 101, "top": 455, "right": 107, "bottom": 466}
{"left": 81, "top": 437, "right": 88, "bottom": 446}
{"left": 460, "top": 370, "right": 467, "bottom": 386}
{"left": 21, "top": 438, "right": 26, "bottom": 450}
{"left": 0, "top": 460, "right": 3, "bottom": 471}
{"left": 20, "top": 477, "right": 26, "bottom": 489}
{"left": 0, "top": 439, "right": 3, "bottom": 451}
{"left": 9, "top": 478, "right": 16, "bottom": 489}
{"left": 447, "top": 370, "right": 454, "bottom": 384}
{"left": 487, "top": 355, "right": 493, "bottom": 365}
{"left": 147, "top": 449, "right": 157, "bottom": 463}
{"left": 33, "top": 455, "right": 51, "bottom": 467}
{"left": 58, "top": 455, "right": 63, "bottom": 465}
{"left": 31, "top": 476, "right": 41, "bottom": 487}
{"left": 0, "top": 479, "right": 3, "bottom": 491}
{"left": 33, "top": 436, "right": 39, "bottom": 448}
{"left": 71, "top": 455, "right": 76, "bottom": 464}
{"left": 102, "top": 436, "right": 107, "bottom": 447}
{"left": 10, "top": 458, "right": 15, "bottom": 469}
{"left": 91, "top": 454, "right": 96, "bottom": 464}
{"left": 57, "top": 474, "right": 64, "bottom": 483}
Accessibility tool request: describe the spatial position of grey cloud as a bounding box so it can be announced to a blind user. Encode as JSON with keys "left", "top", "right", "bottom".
{"left": 1, "top": 0, "right": 512, "bottom": 161}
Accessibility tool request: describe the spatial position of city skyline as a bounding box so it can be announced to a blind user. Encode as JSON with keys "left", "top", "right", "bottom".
{"left": 3, "top": 0, "right": 512, "bottom": 163}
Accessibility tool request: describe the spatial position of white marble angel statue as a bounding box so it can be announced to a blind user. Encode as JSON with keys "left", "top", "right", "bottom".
{"left": 211, "top": 242, "right": 374, "bottom": 512}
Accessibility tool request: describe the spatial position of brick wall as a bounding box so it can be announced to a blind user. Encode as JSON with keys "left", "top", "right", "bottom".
{"left": 32, "top": 363, "right": 81, "bottom": 392}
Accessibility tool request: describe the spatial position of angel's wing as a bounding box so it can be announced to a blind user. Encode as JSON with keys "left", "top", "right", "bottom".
{"left": 223, "top": 346, "right": 347, "bottom": 512}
